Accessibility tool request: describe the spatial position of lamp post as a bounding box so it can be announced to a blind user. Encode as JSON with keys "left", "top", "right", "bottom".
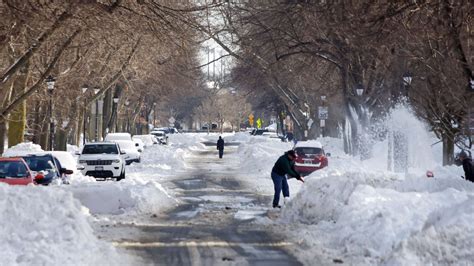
{"left": 113, "top": 97, "right": 119, "bottom": 133}
{"left": 46, "top": 75, "right": 56, "bottom": 150}
{"left": 93, "top": 88, "right": 100, "bottom": 141}
{"left": 153, "top": 102, "right": 157, "bottom": 128}
{"left": 125, "top": 100, "right": 130, "bottom": 132}
{"left": 82, "top": 84, "right": 88, "bottom": 145}
{"left": 402, "top": 72, "right": 413, "bottom": 98}
{"left": 320, "top": 95, "right": 327, "bottom": 138}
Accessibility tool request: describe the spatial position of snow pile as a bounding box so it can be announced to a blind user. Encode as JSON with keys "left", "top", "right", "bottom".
{"left": 0, "top": 184, "right": 126, "bottom": 265}
{"left": 130, "top": 143, "right": 187, "bottom": 172}
{"left": 65, "top": 179, "right": 177, "bottom": 215}
{"left": 280, "top": 169, "right": 474, "bottom": 265}
{"left": 2, "top": 142, "right": 44, "bottom": 157}
{"left": 237, "top": 136, "right": 293, "bottom": 175}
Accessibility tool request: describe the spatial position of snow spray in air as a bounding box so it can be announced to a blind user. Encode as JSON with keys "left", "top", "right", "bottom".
{"left": 364, "top": 104, "right": 437, "bottom": 174}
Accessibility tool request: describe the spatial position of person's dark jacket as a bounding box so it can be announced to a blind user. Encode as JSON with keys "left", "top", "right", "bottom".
{"left": 272, "top": 153, "right": 299, "bottom": 178}
{"left": 462, "top": 158, "right": 474, "bottom": 182}
{"left": 217, "top": 138, "right": 224, "bottom": 151}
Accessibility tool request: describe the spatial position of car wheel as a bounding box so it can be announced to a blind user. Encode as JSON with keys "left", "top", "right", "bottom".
{"left": 116, "top": 169, "right": 125, "bottom": 181}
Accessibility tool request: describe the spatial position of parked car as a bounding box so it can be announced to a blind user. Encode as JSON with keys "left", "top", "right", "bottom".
{"left": 133, "top": 134, "right": 158, "bottom": 147}
{"left": 251, "top": 129, "right": 268, "bottom": 136}
{"left": 21, "top": 153, "right": 73, "bottom": 185}
{"left": 132, "top": 138, "right": 145, "bottom": 152}
{"left": 151, "top": 130, "right": 168, "bottom": 144}
{"left": 293, "top": 141, "right": 329, "bottom": 176}
{"left": 105, "top": 132, "right": 132, "bottom": 142}
{"left": 112, "top": 140, "right": 141, "bottom": 164}
{"left": 0, "top": 157, "right": 43, "bottom": 185}
{"left": 77, "top": 142, "right": 126, "bottom": 181}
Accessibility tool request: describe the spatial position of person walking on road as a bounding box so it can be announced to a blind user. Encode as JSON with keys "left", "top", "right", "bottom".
{"left": 271, "top": 150, "right": 304, "bottom": 208}
{"left": 458, "top": 151, "right": 473, "bottom": 182}
{"left": 217, "top": 136, "right": 225, "bottom": 159}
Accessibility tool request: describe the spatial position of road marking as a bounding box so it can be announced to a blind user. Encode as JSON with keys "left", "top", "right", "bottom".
{"left": 116, "top": 222, "right": 191, "bottom": 227}
{"left": 113, "top": 240, "right": 294, "bottom": 248}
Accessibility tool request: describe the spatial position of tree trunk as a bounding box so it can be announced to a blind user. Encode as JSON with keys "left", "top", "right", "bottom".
{"left": 7, "top": 63, "right": 29, "bottom": 147}
{"left": 0, "top": 121, "right": 6, "bottom": 154}
{"left": 442, "top": 134, "right": 454, "bottom": 166}
{"left": 55, "top": 129, "right": 68, "bottom": 151}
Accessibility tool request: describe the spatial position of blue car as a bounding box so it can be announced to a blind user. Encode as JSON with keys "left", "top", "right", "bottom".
{"left": 21, "top": 154, "right": 73, "bottom": 185}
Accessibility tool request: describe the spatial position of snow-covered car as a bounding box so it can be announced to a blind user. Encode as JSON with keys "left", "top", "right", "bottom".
{"left": 77, "top": 142, "right": 125, "bottom": 180}
{"left": 21, "top": 153, "right": 73, "bottom": 185}
{"left": 0, "top": 157, "right": 43, "bottom": 185}
{"left": 112, "top": 140, "right": 141, "bottom": 165}
{"left": 293, "top": 141, "right": 329, "bottom": 176}
{"left": 104, "top": 132, "right": 132, "bottom": 142}
{"left": 132, "top": 138, "right": 145, "bottom": 152}
{"left": 151, "top": 130, "right": 168, "bottom": 144}
{"left": 133, "top": 134, "right": 158, "bottom": 147}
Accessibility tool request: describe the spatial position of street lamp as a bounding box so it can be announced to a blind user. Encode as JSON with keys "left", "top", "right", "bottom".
{"left": 82, "top": 84, "right": 88, "bottom": 145}
{"left": 403, "top": 72, "right": 413, "bottom": 98}
{"left": 356, "top": 85, "right": 364, "bottom": 96}
{"left": 153, "top": 102, "right": 157, "bottom": 128}
{"left": 46, "top": 75, "right": 55, "bottom": 150}
{"left": 93, "top": 88, "right": 100, "bottom": 141}
{"left": 113, "top": 97, "right": 119, "bottom": 132}
{"left": 403, "top": 72, "right": 413, "bottom": 86}
{"left": 125, "top": 100, "right": 130, "bottom": 132}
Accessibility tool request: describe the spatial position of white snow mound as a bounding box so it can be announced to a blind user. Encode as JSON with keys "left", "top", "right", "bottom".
{"left": 66, "top": 179, "right": 178, "bottom": 215}
{"left": 3, "top": 142, "right": 44, "bottom": 157}
{"left": 280, "top": 169, "right": 474, "bottom": 264}
{"left": 0, "top": 184, "right": 126, "bottom": 265}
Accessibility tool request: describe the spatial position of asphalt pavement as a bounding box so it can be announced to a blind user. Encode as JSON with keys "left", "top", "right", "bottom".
{"left": 98, "top": 144, "right": 302, "bottom": 265}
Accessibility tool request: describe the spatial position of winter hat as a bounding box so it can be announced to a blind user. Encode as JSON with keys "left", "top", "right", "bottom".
{"left": 287, "top": 150, "right": 296, "bottom": 157}
{"left": 458, "top": 150, "right": 468, "bottom": 158}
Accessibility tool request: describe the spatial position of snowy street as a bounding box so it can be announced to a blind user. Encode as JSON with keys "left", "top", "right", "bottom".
{"left": 95, "top": 140, "right": 301, "bottom": 265}
{"left": 1, "top": 2, "right": 473, "bottom": 265}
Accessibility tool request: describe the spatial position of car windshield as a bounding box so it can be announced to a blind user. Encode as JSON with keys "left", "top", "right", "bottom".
{"left": 295, "top": 147, "right": 323, "bottom": 156}
{"left": 83, "top": 144, "right": 118, "bottom": 154}
{"left": 22, "top": 156, "right": 57, "bottom": 176}
{"left": 0, "top": 161, "right": 29, "bottom": 178}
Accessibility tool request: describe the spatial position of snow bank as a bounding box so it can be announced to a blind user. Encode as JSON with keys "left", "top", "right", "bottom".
{"left": 2, "top": 142, "right": 43, "bottom": 157}
{"left": 238, "top": 136, "right": 293, "bottom": 175}
{"left": 0, "top": 184, "right": 126, "bottom": 265}
{"left": 280, "top": 169, "right": 474, "bottom": 264}
{"left": 65, "top": 179, "right": 178, "bottom": 215}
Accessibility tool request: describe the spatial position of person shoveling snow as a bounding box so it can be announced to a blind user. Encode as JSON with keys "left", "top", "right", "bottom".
{"left": 271, "top": 150, "right": 304, "bottom": 208}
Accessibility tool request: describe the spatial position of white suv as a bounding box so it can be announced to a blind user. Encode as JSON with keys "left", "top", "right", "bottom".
{"left": 77, "top": 142, "right": 126, "bottom": 181}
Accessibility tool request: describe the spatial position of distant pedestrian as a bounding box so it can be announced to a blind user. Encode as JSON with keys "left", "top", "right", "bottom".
{"left": 458, "top": 151, "right": 473, "bottom": 182}
{"left": 270, "top": 150, "right": 304, "bottom": 208}
{"left": 217, "top": 136, "right": 225, "bottom": 159}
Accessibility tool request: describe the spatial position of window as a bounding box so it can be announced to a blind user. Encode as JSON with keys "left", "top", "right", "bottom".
{"left": 0, "top": 161, "right": 29, "bottom": 178}
{"left": 295, "top": 147, "right": 323, "bottom": 157}
{"left": 82, "top": 144, "right": 118, "bottom": 154}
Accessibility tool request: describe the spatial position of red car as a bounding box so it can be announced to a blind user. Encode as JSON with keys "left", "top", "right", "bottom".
{"left": 294, "top": 141, "right": 329, "bottom": 176}
{"left": 0, "top": 157, "right": 43, "bottom": 186}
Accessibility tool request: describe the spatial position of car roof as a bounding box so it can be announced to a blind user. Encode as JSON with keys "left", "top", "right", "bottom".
{"left": 84, "top": 142, "right": 118, "bottom": 146}
{"left": 106, "top": 133, "right": 131, "bottom": 136}
{"left": 294, "top": 141, "right": 323, "bottom": 149}
{"left": 21, "top": 152, "right": 55, "bottom": 158}
{"left": 0, "top": 157, "right": 25, "bottom": 161}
